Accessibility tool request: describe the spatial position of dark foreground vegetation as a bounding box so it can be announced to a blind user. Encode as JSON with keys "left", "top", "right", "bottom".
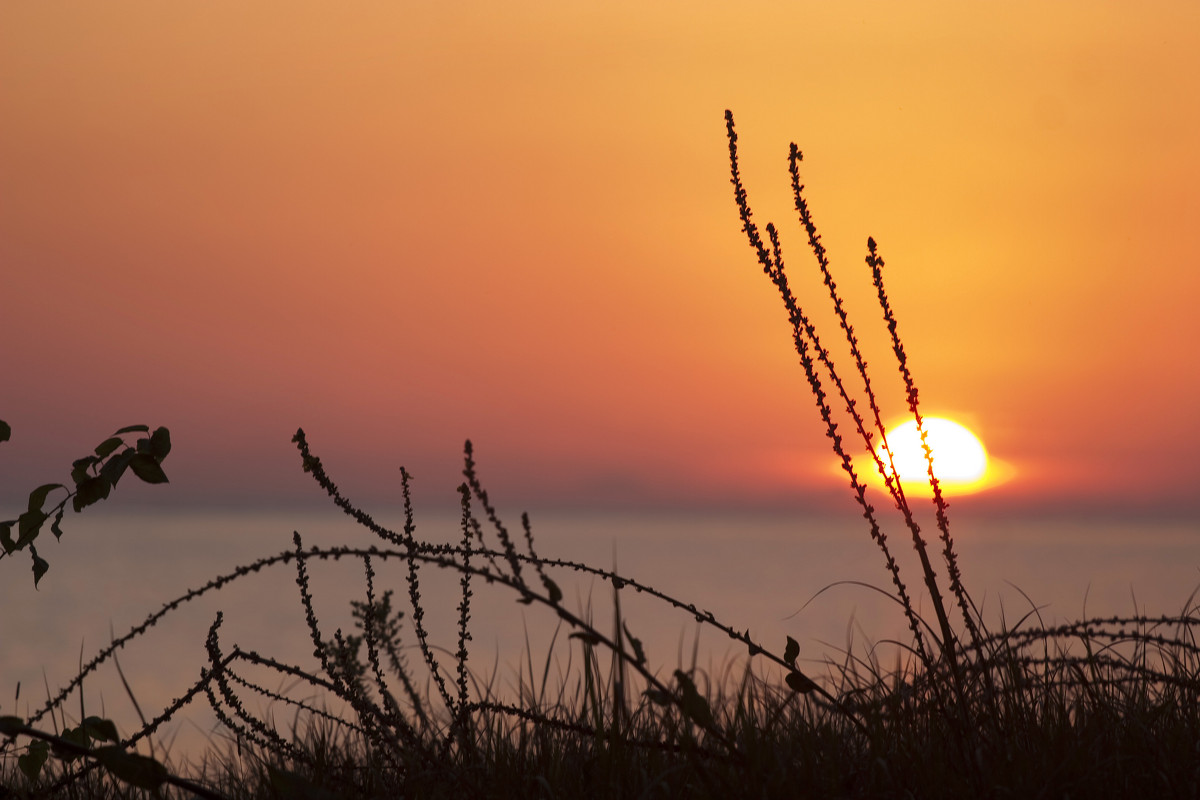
{"left": 3, "top": 113, "right": 1198, "bottom": 798}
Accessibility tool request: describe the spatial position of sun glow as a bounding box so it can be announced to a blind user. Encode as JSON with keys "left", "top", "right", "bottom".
{"left": 874, "top": 417, "right": 990, "bottom": 494}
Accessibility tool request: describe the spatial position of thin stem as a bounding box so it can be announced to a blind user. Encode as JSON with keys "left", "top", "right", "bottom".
{"left": 866, "top": 238, "right": 981, "bottom": 648}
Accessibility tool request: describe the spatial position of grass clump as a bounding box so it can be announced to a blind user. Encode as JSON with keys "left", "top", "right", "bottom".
{"left": 3, "top": 112, "right": 1199, "bottom": 798}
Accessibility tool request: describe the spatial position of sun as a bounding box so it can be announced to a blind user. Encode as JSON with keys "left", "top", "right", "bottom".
{"left": 874, "top": 417, "right": 989, "bottom": 492}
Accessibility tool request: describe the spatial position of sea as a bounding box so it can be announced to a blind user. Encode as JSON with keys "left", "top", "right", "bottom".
{"left": 2, "top": 506, "right": 1197, "bottom": 765}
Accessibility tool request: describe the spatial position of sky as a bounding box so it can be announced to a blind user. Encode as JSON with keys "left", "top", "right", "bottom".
{"left": 2, "top": 1, "right": 1198, "bottom": 518}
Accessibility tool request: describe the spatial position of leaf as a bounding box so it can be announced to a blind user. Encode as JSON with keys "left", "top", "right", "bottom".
{"left": 31, "top": 546, "right": 49, "bottom": 588}
{"left": 149, "top": 427, "right": 171, "bottom": 460}
{"left": 94, "top": 437, "right": 125, "bottom": 459}
{"left": 1, "top": 523, "right": 17, "bottom": 555}
{"left": 71, "top": 455, "right": 100, "bottom": 486}
{"left": 674, "top": 670, "right": 714, "bottom": 728}
{"left": 786, "top": 671, "right": 819, "bottom": 694}
{"left": 623, "top": 622, "right": 646, "bottom": 666}
{"left": 17, "top": 739, "right": 49, "bottom": 781}
{"left": 50, "top": 507, "right": 66, "bottom": 540}
{"left": 16, "top": 510, "right": 47, "bottom": 548}
{"left": 92, "top": 746, "right": 168, "bottom": 791}
{"left": 73, "top": 476, "right": 111, "bottom": 512}
{"left": 128, "top": 453, "right": 169, "bottom": 484}
{"left": 56, "top": 725, "right": 89, "bottom": 760}
{"left": 0, "top": 419, "right": 10, "bottom": 443}
{"left": 100, "top": 449, "right": 135, "bottom": 487}
{"left": 541, "top": 576, "right": 562, "bottom": 605}
{"left": 27, "top": 484, "right": 63, "bottom": 514}
{"left": 0, "top": 715, "right": 26, "bottom": 736}
{"left": 82, "top": 716, "right": 119, "bottom": 743}
{"left": 784, "top": 635, "right": 799, "bottom": 668}
{"left": 112, "top": 425, "right": 149, "bottom": 435}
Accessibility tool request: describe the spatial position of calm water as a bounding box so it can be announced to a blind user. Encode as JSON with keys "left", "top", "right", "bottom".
{"left": 3, "top": 506, "right": 1197, "bottom": 762}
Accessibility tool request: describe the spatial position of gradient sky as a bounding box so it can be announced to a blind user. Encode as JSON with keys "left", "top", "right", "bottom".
{"left": 2, "top": 2, "right": 1198, "bottom": 517}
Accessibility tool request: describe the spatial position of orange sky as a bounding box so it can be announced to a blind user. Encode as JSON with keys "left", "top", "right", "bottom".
{"left": 2, "top": 2, "right": 1198, "bottom": 516}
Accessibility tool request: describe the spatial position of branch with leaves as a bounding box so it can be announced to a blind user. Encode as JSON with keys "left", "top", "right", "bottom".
{"left": 0, "top": 714, "right": 225, "bottom": 799}
{"left": 0, "top": 421, "right": 172, "bottom": 586}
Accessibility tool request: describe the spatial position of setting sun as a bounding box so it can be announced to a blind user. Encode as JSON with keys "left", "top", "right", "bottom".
{"left": 875, "top": 417, "right": 989, "bottom": 491}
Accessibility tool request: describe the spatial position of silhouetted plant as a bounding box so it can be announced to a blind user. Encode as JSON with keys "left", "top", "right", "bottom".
{"left": 0, "top": 421, "right": 172, "bottom": 586}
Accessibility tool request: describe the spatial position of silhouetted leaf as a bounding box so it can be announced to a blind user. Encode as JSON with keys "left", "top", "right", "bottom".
{"left": 542, "top": 576, "right": 562, "bottom": 604}
{"left": 16, "top": 510, "right": 47, "bottom": 548}
{"left": 27, "top": 484, "right": 63, "bottom": 514}
{"left": 786, "top": 670, "right": 818, "bottom": 694}
{"left": 50, "top": 507, "right": 65, "bottom": 540}
{"left": 0, "top": 420, "right": 10, "bottom": 444}
{"left": 0, "top": 715, "right": 26, "bottom": 736}
{"left": 100, "top": 450, "right": 135, "bottom": 487}
{"left": 674, "top": 670, "right": 714, "bottom": 728}
{"left": 31, "top": 547, "right": 49, "bottom": 588}
{"left": 82, "top": 716, "right": 119, "bottom": 743}
{"left": 149, "top": 427, "right": 171, "bottom": 460}
{"left": 92, "top": 746, "right": 168, "bottom": 791}
{"left": 623, "top": 622, "right": 646, "bottom": 665}
{"left": 56, "top": 725, "right": 89, "bottom": 759}
{"left": 73, "top": 476, "right": 111, "bottom": 511}
{"left": 784, "top": 635, "right": 799, "bottom": 668}
{"left": 94, "top": 437, "right": 125, "bottom": 459}
{"left": 112, "top": 425, "right": 149, "bottom": 435}
{"left": 1, "top": 523, "right": 17, "bottom": 555}
{"left": 17, "top": 739, "right": 49, "bottom": 781}
{"left": 71, "top": 456, "right": 100, "bottom": 486}
{"left": 128, "top": 454, "right": 168, "bottom": 484}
